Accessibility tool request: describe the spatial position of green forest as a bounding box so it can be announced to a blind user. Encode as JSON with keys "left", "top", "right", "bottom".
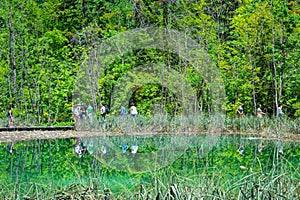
{"left": 0, "top": 0, "right": 300, "bottom": 124}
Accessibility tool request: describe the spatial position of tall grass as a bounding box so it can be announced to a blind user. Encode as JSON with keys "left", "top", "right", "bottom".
{"left": 72, "top": 114, "right": 300, "bottom": 136}
{"left": 1, "top": 113, "right": 299, "bottom": 136}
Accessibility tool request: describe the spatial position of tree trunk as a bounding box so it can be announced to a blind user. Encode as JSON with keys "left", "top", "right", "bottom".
{"left": 249, "top": 51, "right": 256, "bottom": 115}
{"left": 8, "top": 0, "right": 16, "bottom": 106}
{"left": 162, "top": 0, "right": 168, "bottom": 27}
{"left": 132, "top": 0, "right": 142, "bottom": 27}
{"left": 82, "top": 0, "right": 87, "bottom": 19}
{"left": 271, "top": 5, "right": 278, "bottom": 114}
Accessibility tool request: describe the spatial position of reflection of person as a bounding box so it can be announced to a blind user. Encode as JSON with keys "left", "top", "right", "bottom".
{"left": 238, "top": 146, "right": 244, "bottom": 157}
{"left": 122, "top": 144, "right": 127, "bottom": 154}
{"left": 258, "top": 143, "right": 263, "bottom": 155}
{"left": 87, "top": 141, "right": 94, "bottom": 154}
{"left": 120, "top": 105, "right": 127, "bottom": 117}
{"left": 278, "top": 146, "right": 283, "bottom": 155}
{"left": 7, "top": 107, "right": 14, "bottom": 126}
{"left": 257, "top": 104, "right": 266, "bottom": 118}
{"left": 130, "top": 103, "right": 138, "bottom": 118}
{"left": 101, "top": 145, "right": 107, "bottom": 156}
{"left": 7, "top": 141, "right": 14, "bottom": 154}
{"left": 73, "top": 138, "right": 82, "bottom": 156}
{"left": 237, "top": 103, "right": 244, "bottom": 118}
{"left": 131, "top": 144, "right": 138, "bottom": 157}
{"left": 277, "top": 103, "right": 283, "bottom": 117}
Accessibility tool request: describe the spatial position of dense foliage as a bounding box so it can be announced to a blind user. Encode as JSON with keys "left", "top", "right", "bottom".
{"left": 0, "top": 0, "right": 300, "bottom": 123}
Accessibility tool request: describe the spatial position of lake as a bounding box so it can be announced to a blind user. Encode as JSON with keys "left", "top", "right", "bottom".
{"left": 1, "top": 133, "right": 299, "bottom": 199}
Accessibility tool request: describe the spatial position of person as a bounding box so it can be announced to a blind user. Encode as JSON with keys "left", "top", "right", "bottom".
{"left": 277, "top": 103, "right": 283, "bottom": 117}
{"left": 7, "top": 107, "right": 14, "bottom": 127}
{"left": 87, "top": 104, "right": 93, "bottom": 123}
{"left": 237, "top": 103, "right": 244, "bottom": 118}
{"left": 257, "top": 104, "right": 266, "bottom": 118}
{"left": 72, "top": 105, "right": 79, "bottom": 127}
{"left": 80, "top": 105, "right": 87, "bottom": 121}
{"left": 130, "top": 103, "right": 138, "bottom": 118}
{"left": 120, "top": 105, "right": 127, "bottom": 117}
{"left": 100, "top": 104, "right": 106, "bottom": 119}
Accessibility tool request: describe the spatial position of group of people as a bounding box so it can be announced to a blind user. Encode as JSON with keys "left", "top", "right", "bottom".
{"left": 5, "top": 101, "right": 285, "bottom": 128}
{"left": 122, "top": 143, "right": 139, "bottom": 157}
{"left": 100, "top": 102, "right": 138, "bottom": 119}
{"left": 73, "top": 101, "right": 284, "bottom": 126}
{"left": 73, "top": 138, "right": 94, "bottom": 157}
{"left": 72, "top": 102, "right": 138, "bottom": 128}
{"left": 237, "top": 103, "right": 284, "bottom": 118}
{"left": 120, "top": 103, "right": 138, "bottom": 118}
{"left": 73, "top": 138, "right": 139, "bottom": 157}
{"left": 238, "top": 143, "right": 283, "bottom": 157}
{"left": 72, "top": 104, "right": 94, "bottom": 126}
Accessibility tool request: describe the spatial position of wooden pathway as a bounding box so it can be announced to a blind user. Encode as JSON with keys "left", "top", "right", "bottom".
{"left": 0, "top": 126, "right": 299, "bottom": 143}
{"left": 0, "top": 126, "right": 74, "bottom": 132}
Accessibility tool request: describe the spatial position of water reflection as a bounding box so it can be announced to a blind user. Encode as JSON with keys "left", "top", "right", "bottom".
{"left": 0, "top": 135, "right": 299, "bottom": 195}
{"left": 73, "top": 137, "right": 95, "bottom": 157}
{"left": 7, "top": 141, "right": 14, "bottom": 154}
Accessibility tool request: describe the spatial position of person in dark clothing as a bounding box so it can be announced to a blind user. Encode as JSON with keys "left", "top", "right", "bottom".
{"left": 237, "top": 103, "right": 244, "bottom": 118}
{"left": 7, "top": 107, "right": 14, "bottom": 126}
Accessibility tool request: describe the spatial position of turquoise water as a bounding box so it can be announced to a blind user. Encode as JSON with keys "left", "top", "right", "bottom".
{"left": 0, "top": 134, "right": 299, "bottom": 198}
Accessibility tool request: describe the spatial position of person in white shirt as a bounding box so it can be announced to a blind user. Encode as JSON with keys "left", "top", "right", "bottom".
{"left": 100, "top": 104, "right": 106, "bottom": 119}
{"left": 277, "top": 103, "right": 283, "bottom": 117}
{"left": 257, "top": 104, "right": 266, "bottom": 118}
{"left": 130, "top": 103, "right": 138, "bottom": 117}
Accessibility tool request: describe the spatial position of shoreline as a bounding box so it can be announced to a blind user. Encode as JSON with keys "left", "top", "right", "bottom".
{"left": 0, "top": 129, "right": 299, "bottom": 143}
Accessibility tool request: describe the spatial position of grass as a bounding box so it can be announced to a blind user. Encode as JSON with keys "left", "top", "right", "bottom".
{"left": 64, "top": 113, "right": 300, "bottom": 138}
{"left": 88, "top": 114, "right": 300, "bottom": 137}
{"left": 1, "top": 113, "right": 299, "bottom": 136}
